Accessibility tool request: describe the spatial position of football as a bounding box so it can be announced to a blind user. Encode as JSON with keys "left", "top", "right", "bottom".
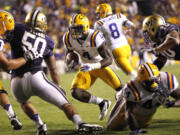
{"left": 65, "top": 52, "right": 79, "bottom": 68}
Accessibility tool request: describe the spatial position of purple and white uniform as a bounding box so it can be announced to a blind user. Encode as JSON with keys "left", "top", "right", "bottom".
{"left": 8, "top": 23, "right": 68, "bottom": 107}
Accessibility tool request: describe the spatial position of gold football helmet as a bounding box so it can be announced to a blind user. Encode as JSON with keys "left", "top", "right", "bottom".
{"left": 137, "top": 62, "right": 160, "bottom": 92}
{"left": 69, "top": 14, "right": 89, "bottom": 39}
{"left": 0, "top": 10, "right": 15, "bottom": 35}
{"left": 142, "top": 14, "right": 165, "bottom": 43}
{"left": 25, "top": 9, "right": 47, "bottom": 32}
{"left": 96, "top": 3, "right": 112, "bottom": 19}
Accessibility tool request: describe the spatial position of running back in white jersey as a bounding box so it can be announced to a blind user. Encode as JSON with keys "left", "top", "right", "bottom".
{"left": 123, "top": 72, "right": 179, "bottom": 115}
{"left": 94, "top": 13, "right": 131, "bottom": 50}
{"left": 63, "top": 29, "right": 105, "bottom": 64}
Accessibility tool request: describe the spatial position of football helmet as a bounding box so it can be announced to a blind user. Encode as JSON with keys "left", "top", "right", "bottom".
{"left": 142, "top": 14, "right": 165, "bottom": 44}
{"left": 69, "top": 14, "right": 89, "bottom": 39}
{"left": 0, "top": 10, "right": 15, "bottom": 35}
{"left": 137, "top": 62, "right": 160, "bottom": 92}
{"left": 96, "top": 3, "right": 112, "bottom": 19}
{"left": 25, "top": 9, "right": 47, "bottom": 33}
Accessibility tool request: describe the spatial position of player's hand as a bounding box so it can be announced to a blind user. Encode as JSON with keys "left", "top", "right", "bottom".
{"left": 80, "top": 63, "right": 95, "bottom": 72}
{"left": 165, "top": 100, "right": 175, "bottom": 108}
{"left": 140, "top": 47, "right": 156, "bottom": 54}
{"left": 80, "top": 63, "right": 101, "bottom": 72}
{"left": 130, "top": 129, "right": 147, "bottom": 135}
{"left": 23, "top": 48, "right": 41, "bottom": 61}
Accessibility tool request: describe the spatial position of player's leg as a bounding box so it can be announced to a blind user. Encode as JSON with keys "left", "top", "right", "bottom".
{"left": 93, "top": 67, "right": 124, "bottom": 120}
{"left": 70, "top": 71, "right": 111, "bottom": 120}
{"left": 31, "top": 71, "right": 103, "bottom": 133}
{"left": 20, "top": 101, "right": 46, "bottom": 135}
{"left": 112, "top": 45, "right": 137, "bottom": 78}
{"left": 0, "top": 79, "right": 22, "bottom": 130}
{"left": 11, "top": 75, "right": 46, "bottom": 135}
{"left": 107, "top": 97, "right": 127, "bottom": 130}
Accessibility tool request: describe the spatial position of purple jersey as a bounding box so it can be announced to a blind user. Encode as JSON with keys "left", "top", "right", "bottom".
{"left": 154, "top": 23, "right": 180, "bottom": 60}
{"left": 7, "top": 23, "right": 54, "bottom": 77}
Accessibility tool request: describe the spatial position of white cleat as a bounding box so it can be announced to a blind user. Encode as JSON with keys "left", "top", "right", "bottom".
{"left": 9, "top": 114, "right": 22, "bottom": 130}
{"left": 78, "top": 123, "right": 103, "bottom": 134}
{"left": 37, "top": 123, "right": 47, "bottom": 135}
{"left": 98, "top": 99, "right": 111, "bottom": 121}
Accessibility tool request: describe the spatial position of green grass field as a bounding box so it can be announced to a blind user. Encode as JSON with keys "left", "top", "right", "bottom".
{"left": 1, "top": 64, "right": 180, "bottom": 135}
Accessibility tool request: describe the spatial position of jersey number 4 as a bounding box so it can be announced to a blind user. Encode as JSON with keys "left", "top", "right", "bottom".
{"left": 22, "top": 31, "right": 47, "bottom": 56}
{"left": 109, "top": 23, "right": 120, "bottom": 39}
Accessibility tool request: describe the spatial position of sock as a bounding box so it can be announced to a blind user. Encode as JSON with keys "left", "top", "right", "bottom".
{"left": 72, "top": 114, "right": 84, "bottom": 128}
{"left": 4, "top": 104, "right": 15, "bottom": 118}
{"left": 88, "top": 95, "right": 103, "bottom": 105}
{"left": 31, "top": 114, "right": 43, "bottom": 128}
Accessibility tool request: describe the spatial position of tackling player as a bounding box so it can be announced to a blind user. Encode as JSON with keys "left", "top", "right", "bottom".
{"left": 94, "top": 3, "right": 137, "bottom": 78}
{"left": 141, "top": 14, "right": 180, "bottom": 70}
{"left": 7, "top": 9, "right": 103, "bottom": 135}
{"left": 107, "top": 62, "right": 180, "bottom": 134}
{"left": 0, "top": 10, "right": 40, "bottom": 130}
{"left": 63, "top": 13, "right": 123, "bottom": 121}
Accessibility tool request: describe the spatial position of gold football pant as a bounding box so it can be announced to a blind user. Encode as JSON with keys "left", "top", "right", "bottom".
{"left": 71, "top": 66, "right": 122, "bottom": 91}
{"left": 112, "top": 44, "right": 134, "bottom": 75}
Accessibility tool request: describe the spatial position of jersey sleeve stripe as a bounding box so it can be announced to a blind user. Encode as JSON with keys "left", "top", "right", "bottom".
{"left": 127, "top": 81, "right": 141, "bottom": 101}
{"left": 65, "top": 32, "right": 72, "bottom": 48}
{"left": 97, "top": 21, "right": 103, "bottom": 26}
{"left": 117, "top": 13, "right": 121, "bottom": 19}
{"left": 166, "top": 72, "right": 174, "bottom": 90}
{"left": 90, "top": 30, "right": 99, "bottom": 47}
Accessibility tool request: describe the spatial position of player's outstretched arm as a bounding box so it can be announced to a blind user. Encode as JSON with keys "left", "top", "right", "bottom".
{"left": 0, "top": 51, "right": 26, "bottom": 71}
{"left": 45, "top": 55, "right": 60, "bottom": 85}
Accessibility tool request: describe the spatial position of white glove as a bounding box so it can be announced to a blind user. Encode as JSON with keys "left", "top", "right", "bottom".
{"left": 23, "top": 48, "right": 41, "bottom": 61}
{"left": 80, "top": 63, "right": 101, "bottom": 72}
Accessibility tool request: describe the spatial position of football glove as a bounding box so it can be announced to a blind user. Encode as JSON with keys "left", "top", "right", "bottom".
{"left": 23, "top": 48, "right": 41, "bottom": 61}
{"left": 130, "top": 129, "right": 147, "bottom": 135}
{"left": 165, "top": 99, "right": 175, "bottom": 108}
{"left": 80, "top": 63, "right": 101, "bottom": 72}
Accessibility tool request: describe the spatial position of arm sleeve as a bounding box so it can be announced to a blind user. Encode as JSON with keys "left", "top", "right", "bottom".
{"left": 153, "top": 56, "right": 167, "bottom": 70}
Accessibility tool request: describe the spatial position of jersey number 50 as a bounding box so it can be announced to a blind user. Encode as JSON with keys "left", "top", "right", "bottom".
{"left": 22, "top": 31, "right": 47, "bottom": 56}
{"left": 109, "top": 23, "right": 120, "bottom": 39}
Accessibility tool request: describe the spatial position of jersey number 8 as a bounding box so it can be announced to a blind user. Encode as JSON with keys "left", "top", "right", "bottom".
{"left": 109, "top": 23, "right": 120, "bottom": 39}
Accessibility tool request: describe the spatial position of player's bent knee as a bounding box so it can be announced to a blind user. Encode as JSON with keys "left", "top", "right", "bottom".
{"left": 62, "top": 103, "right": 78, "bottom": 120}
{"left": 0, "top": 89, "right": 8, "bottom": 95}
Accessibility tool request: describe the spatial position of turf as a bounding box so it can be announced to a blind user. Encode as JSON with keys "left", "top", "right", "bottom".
{"left": 0, "top": 64, "right": 180, "bottom": 135}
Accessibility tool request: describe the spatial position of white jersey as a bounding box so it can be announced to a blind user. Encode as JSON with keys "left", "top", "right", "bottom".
{"left": 63, "top": 29, "right": 105, "bottom": 64}
{"left": 94, "top": 13, "right": 132, "bottom": 50}
{"left": 0, "top": 38, "right": 5, "bottom": 51}
{"left": 123, "top": 72, "right": 178, "bottom": 115}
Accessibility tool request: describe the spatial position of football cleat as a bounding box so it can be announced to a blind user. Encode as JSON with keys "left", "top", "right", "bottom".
{"left": 37, "top": 123, "right": 47, "bottom": 135}
{"left": 78, "top": 123, "right": 103, "bottom": 134}
{"left": 9, "top": 114, "right": 22, "bottom": 130}
{"left": 98, "top": 99, "right": 111, "bottom": 121}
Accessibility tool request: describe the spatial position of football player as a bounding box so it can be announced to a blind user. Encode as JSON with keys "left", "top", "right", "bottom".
{"left": 141, "top": 14, "right": 180, "bottom": 70}
{"left": 8, "top": 9, "right": 103, "bottom": 135}
{"left": 0, "top": 10, "right": 40, "bottom": 130}
{"left": 107, "top": 62, "right": 180, "bottom": 134}
{"left": 94, "top": 3, "right": 137, "bottom": 78}
{"left": 63, "top": 13, "right": 123, "bottom": 121}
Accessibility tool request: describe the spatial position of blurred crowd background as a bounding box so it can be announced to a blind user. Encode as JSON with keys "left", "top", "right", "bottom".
{"left": 0, "top": 0, "right": 179, "bottom": 74}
